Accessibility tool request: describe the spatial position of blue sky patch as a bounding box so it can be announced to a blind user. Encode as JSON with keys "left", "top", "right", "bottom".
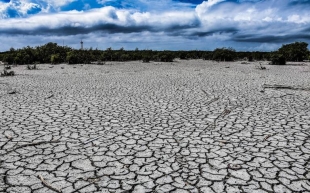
{"left": 27, "top": 5, "right": 42, "bottom": 15}
{"left": 173, "top": 0, "right": 205, "bottom": 4}
{"left": 6, "top": 8, "right": 19, "bottom": 17}
{"left": 61, "top": 0, "right": 103, "bottom": 11}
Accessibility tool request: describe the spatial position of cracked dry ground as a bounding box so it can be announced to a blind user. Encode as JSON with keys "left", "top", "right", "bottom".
{"left": 0, "top": 60, "right": 310, "bottom": 193}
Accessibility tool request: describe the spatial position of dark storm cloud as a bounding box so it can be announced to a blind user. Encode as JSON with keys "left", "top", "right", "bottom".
{"left": 233, "top": 34, "right": 310, "bottom": 43}
{"left": 190, "top": 28, "right": 238, "bottom": 37}
{"left": 289, "top": 0, "right": 310, "bottom": 5}
{"left": 0, "top": 21, "right": 201, "bottom": 36}
{"left": 0, "top": 6, "right": 201, "bottom": 36}
{"left": 173, "top": 0, "right": 205, "bottom": 4}
{"left": 303, "top": 27, "right": 310, "bottom": 32}
{"left": 0, "top": 24, "right": 153, "bottom": 36}
{"left": 165, "top": 19, "right": 201, "bottom": 32}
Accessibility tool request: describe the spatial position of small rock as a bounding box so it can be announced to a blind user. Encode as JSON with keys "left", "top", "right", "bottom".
{"left": 8, "top": 90, "right": 17, "bottom": 94}
{"left": 5, "top": 134, "right": 12, "bottom": 139}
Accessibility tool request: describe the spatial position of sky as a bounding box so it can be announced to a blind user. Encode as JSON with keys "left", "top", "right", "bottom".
{"left": 1, "top": 0, "right": 310, "bottom": 51}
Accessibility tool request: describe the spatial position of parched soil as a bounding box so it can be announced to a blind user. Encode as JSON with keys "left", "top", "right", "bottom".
{"left": 0, "top": 60, "right": 310, "bottom": 193}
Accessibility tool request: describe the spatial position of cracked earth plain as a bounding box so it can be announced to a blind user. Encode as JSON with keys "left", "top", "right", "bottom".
{"left": 0, "top": 60, "right": 310, "bottom": 193}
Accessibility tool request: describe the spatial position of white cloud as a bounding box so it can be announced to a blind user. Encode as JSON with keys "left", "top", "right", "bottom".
{"left": 0, "top": 3, "right": 9, "bottom": 17}
{"left": 1, "top": 0, "right": 310, "bottom": 51}
{"left": 0, "top": 6, "right": 199, "bottom": 33}
{"left": 96, "top": 0, "right": 113, "bottom": 4}
{"left": 19, "top": 2, "right": 40, "bottom": 14}
{"left": 0, "top": 0, "right": 43, "bottom": 18}
{"left": 37, "top": 0, "right": 76, "bottom": 11}
{"left": 200, "top": 0, "right": 225, "bottom": 8}
{"left": 195, "top": 0, "right": 310, "bottom": 35}
{"left": 0, "top": 0, "right": 79, "bottom": 17}
{"left": 44, "top": 0, "right": 76, "bottom": 7}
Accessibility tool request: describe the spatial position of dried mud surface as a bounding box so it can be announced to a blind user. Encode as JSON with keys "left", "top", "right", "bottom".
{"left": 0, "top": 60, "right": 310, "bottom": 193}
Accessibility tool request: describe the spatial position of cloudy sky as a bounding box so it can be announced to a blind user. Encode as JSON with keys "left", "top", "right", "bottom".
{"left": 1, "top": 0, "right": 310, "bottom": 51}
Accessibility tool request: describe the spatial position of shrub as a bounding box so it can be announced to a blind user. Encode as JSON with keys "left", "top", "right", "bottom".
{"left": 161, "top": 55, "right": 174, "bottom": 62}
{"left": 51, "top": 54, "right": 60, "bottom": 64}
{"left": 1, "top": 69, "right": 15, "bottom": 76}
{"left": 142, "top": 55, "right": 151, "bottom": 63}
{"left": 278, "top": 42, "right": 308, "bottom": 62}
{"left": 270, "top": 54, "right": 286, "bottom": 65}
{"left": 248, "top": 55, "right": 253, "bottom": 62}
{"left": 120, "top": 54, "right": 130, "bottom": 61}
{"left": 179, "top": 52, "right": 189, "bottom": 60}
{"left": 212, "top": 48, "right": 236, "bottom": 61}
{"left": 97, "top": 61, "right": 105, "bottom": 65}
{"left": 202, "top": 52, "right": 213, "bottom": 60}
{"left": 157, "top": 53, "right": 175, "bottom": 62}
{"left": 27, "top": 64, "right": 37, "bottom": 70}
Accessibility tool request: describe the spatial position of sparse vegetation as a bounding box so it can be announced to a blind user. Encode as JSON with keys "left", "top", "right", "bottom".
{"left": 0, "top": 41, "right": 309, "bottom": 65}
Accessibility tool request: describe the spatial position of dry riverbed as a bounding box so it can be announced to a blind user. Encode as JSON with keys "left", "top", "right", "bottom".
{"left": 0, "top": 60, "right": 310, "bottom": 192}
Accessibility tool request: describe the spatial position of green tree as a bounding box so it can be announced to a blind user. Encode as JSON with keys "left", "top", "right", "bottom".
{"left": 23, "top": 54, "right": 30, "bottom": 64}
{"left": 270, "top": 52, "right": 286, "bottom": 65}
{"left": 14, "top": 52, "right": 23, "bottom": 64}
{"left": 66, "top": 51, "right": 75, "bottom": 64}
{"left": 212, "top": 47, "right": 236, "bottom": 61}
{"left": 106, "top": 47, "right": 113, "bottom": 61}
{"left": 51, "top": 54, "right": 60, "bottom": 64}
{"left": 278, "top": 42, "right": 308, "bottom": 61}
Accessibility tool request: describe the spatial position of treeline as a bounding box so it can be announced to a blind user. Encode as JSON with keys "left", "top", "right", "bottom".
{"left": 0, "top": 42, "right": 309, "bottom": 65}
